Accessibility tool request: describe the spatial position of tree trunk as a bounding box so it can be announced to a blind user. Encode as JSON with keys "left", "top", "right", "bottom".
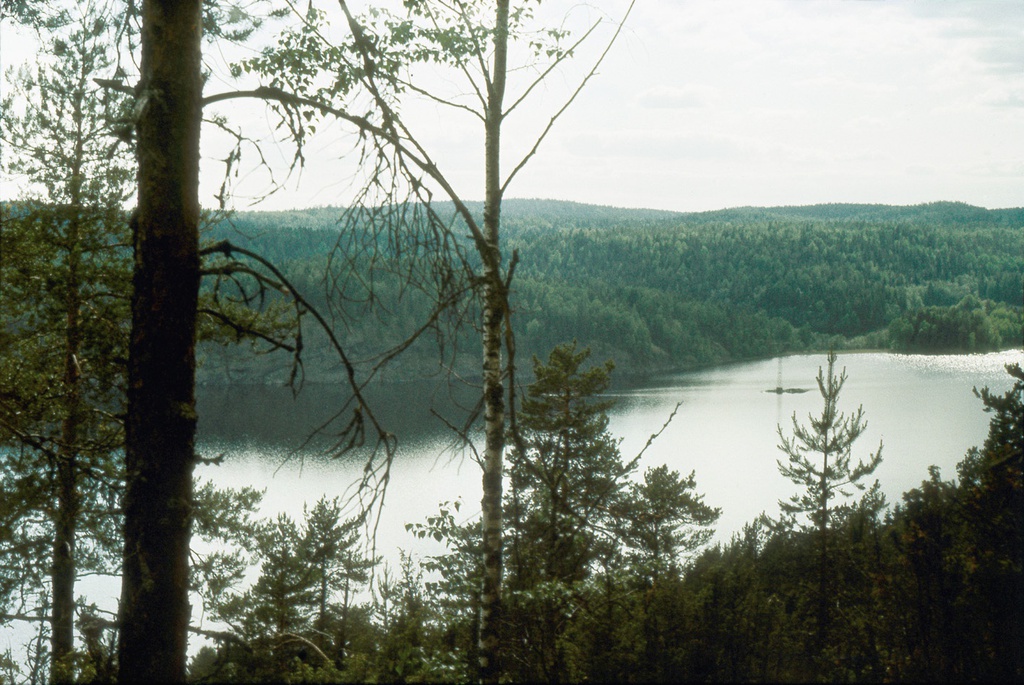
{"left": 817, "top": 453, "right": 829, "bottom": 653}
{"left": 54, "top": 109, "right": 87, "bottom": 679}
{"left": 52, "top": 266, "right": 80, "bottom": 677}
{"left": 118, "top": 0, "right": 203, "bottom": 681}
{"left": 477, "top": 3, "right": 509, "bottom": 681}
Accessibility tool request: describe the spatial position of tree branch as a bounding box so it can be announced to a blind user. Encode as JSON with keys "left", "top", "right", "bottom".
{"left": 502, "top": 0, "right": 636, "bottom": 195}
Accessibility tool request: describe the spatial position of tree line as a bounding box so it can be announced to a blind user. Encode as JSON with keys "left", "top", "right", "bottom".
{"left": 200, "top": 198, "right": 1023, "bottom": 379}
{"left": 5, "top": 296, "right": 1022, "bottom": 682}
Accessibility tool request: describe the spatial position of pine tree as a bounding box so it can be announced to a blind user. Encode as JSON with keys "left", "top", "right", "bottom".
{"left": 956, "top": 363, "right": 1023, "bottom": 681}
{"left": 248, "top": 514, "right": 318, "bottom": 637}
{"left": 117, "top": 0, "right": 203, "bottom": 678}
{"left": 509, "top": 342, "right": 628, "bottom": 586}
{"left": 302, "top": 496, "right": 377, "bottom": 662}
{"left": 776, "top": 350, "right": 882, "bottom": 652}
{"left": 0, "top": 5, "right": 132, "bottom": 677}
{"left": 620, "top": 464, "right": 721, "bottom": 582}
{"left": 506, "top": 341, "right": 633, "bottom": 682}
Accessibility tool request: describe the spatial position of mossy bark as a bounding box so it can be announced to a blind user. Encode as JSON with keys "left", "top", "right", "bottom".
{"left": 118, "top": 0, "right": 203, "bottom": 680}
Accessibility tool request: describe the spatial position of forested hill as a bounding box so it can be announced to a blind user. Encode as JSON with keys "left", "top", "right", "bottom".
{"left": 200, "top": 200, "right": 1023, "bottom": 382}
{"left": 223, "top": 199, "right": 1024, "bottom": 235}
{"left": 672, "top": 201, "right": 1024, "bottom": 227}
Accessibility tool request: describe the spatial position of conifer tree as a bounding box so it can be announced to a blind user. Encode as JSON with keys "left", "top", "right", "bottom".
{"left": 303, "top": 496, "right": 377, "bottom": 661}
{"left": 508, "top": 342, "right": 627, "bottom": 586}
{"left": 0, "top": 5, "right": 132, "bottom": 676}
{"left": 505, "top": 341, "right": 632, "bottom": 681}
{"left": 776, "top": 350, "right": 882, "bottom": 652}
{"left": 620, "top": 464, "right": 721, "bottom": 581}
{"left": 117, "top": 1, "right": 203, "bottom": 678}
{"left": 956, "top": 363, "right": 1023, "bottom": 681}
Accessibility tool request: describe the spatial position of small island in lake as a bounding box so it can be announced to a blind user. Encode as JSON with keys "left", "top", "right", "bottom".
{"left": 767, "top": 359, "right": 812, "bottom": 394}
{"left": 765, "top": 386, "right": 811, "bottom": 394}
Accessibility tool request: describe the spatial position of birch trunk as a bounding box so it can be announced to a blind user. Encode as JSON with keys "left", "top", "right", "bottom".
{"left": 478, "top": 3, "right": 509, "bottom": 681}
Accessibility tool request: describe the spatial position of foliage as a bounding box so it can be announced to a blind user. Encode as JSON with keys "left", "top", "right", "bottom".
{"left": 954, "top": 363, "right": 1024, "bottom": 681}
{"left": 508, "top": 343, "right": 627, "bottom": 584}
{"left": 229, "top": 5, "right": 642, "bottom": 678}
{"left": 775, "top": 350, "right": 883, "bottom": 654}
{"left": 170, "top": 351, "right": 1015, "bottom": 685}
{"left": 0, "top": 5, "right": 132, "bottom": 679}
{"left": 502, "top": 342, "right": 629, "bottom": 681}
{"left": 197, "top": 200, "right": 1024, "bottom": 382}
{"left": 2, "top": 0, "right": 1021, "bottom": 677}
{"left": 776, "top": 351, "right": 884, "bottom": 531}
{"left": 618, "top": 464, "right": 721, "bottom": 580}
{"left": 654, "top": 362, "right": 1021, "bottom": 683}
{"left": 191, "top": 496, "right": 377, "bottom": 682}
{"left": 888, "top": 296, "right": 1022, "bottom": 352}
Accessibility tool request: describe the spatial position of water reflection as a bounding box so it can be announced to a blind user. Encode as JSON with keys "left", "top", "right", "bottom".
{"left": 197, "top": 378, "right": 482, "bottom": 454}
{"left": 196, "top": 350, "right": 1022, "bottom": 558}
{"left": 8, "top": 351, "right": 1017, "bottom": 661}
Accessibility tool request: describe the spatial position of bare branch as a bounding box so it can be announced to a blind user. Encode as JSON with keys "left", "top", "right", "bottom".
{"left": 501, "top": 18, "right": 600, "bottom": 119}
{"left": 502, "top": 0, "right": 636, "bottom": 195}
{"left": 277, "top": 632, "right": 331, "bottom": 663}
{"left": 202, "top": 85, "right": 491, "bottom": 262}
{"left": 396, "top": 76, "right": 486, "bottom": 121}
{"left": 92, "top": 77, "right": 135, "bottom": 96}
{"left": 201, "top": 240, "right": 399, "bottom": 463}
{"left": 196, "top": 307, "right": 296, "bottom": 353}
{"left": 0, "top": 612, "right": 51, "bottom": 624}
{"left": 624, "top": 401, "right": 682, "bottom": 474}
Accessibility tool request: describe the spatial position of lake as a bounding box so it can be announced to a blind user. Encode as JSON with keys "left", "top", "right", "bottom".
{"left": 195, "top": 349, "right": 1022, "bottom": 561}
{"left": 5, "top": 349, "right": 1019, "bottom": 660}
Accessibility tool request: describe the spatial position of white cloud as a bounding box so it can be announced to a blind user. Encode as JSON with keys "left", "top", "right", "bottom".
{"left": 965, "top": 159, "right": 1024, "bottom": 178}
{"left": 564, "top": 129, "right": 746, "bottom": 161}
{"left": 636, "top": 85, "right": 711, "bottom": 109}
{"left": 980, "top": 88, "right": 1024, "bottom": 108}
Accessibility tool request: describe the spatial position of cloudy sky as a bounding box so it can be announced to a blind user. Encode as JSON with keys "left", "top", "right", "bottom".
{"left": 540, "top": 0, "right": 1024, "bottom": 212}
{"left": 222, "top": 0, "right": 1024, "bottom": 212}
{"left": 5, "top": 1, "right": 1023, "bottom": 213}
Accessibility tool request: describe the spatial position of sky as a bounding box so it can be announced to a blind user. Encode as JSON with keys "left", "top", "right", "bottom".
{"left": 3, "top": 0, "right": 1023, "bottom": 213}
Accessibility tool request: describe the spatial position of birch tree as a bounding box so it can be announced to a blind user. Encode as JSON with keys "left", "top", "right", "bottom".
{"left": 223, "top": 2, "right": 635, "bottom": 677}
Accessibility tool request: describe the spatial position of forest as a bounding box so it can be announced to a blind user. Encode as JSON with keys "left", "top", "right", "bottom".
{"left": 1, "top": 1, "right": 1022, "bottom": 683}
{"left": 199, "top": 199, "right": 1024, "bottom": 380}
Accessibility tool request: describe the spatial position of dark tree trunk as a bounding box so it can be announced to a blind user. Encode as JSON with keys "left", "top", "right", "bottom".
{"left": 54, "top": 125, "right": 86, "bottom": 680}
{"left": 817, "top": 455, "right": 829, "bottom": 654}
{"left": 118, "top": 0, "right": 203, "bottom": 681}
{"left": 52, "top": 275, "right": 80, "bottom": 676}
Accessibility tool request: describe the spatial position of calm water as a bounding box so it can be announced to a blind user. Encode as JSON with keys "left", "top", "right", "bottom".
{"left": 5, "top": 350, "right": 1019, "bottom": 659}
{"left": 195, "top": 349, "right": 1022, "bottom": 559}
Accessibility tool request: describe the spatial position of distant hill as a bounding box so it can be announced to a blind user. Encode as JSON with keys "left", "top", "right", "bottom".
{"left": 199, "top": 199, "right": 1023, "bottom": 382}
{"left": 220, "top": 199, "right": 1024, "bottom": 235}
{"left": 683, "top": 201, "right": 1024, "bottom": 227}
{"left": 223, "top": 198, "right": 683, "bottom": 234}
